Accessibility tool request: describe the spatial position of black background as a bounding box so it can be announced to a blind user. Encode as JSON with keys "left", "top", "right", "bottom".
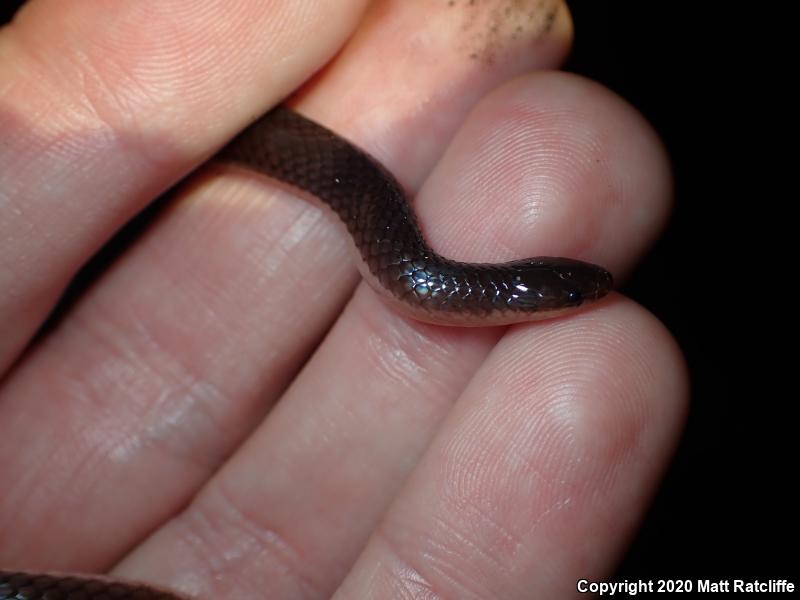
{"left": 1, "top": 0, "right": 792, "bottom": 586}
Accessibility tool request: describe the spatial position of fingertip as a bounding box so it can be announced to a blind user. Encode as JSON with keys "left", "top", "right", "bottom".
{"left": 418, "top": 69, "right": 673, "bottom": 280}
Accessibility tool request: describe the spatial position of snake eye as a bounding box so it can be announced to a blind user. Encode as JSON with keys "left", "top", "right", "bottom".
{"left": 567, "top": 290, "right": 583, "bottom": 305}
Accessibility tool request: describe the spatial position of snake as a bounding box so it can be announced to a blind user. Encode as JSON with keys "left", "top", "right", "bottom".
{"left": 1, "top": 106, "right": 612, "bottom": 599}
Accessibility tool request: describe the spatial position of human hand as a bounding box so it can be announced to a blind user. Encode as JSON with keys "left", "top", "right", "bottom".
{"left": 0, "top": 1, "right": 686, "bottom": 598}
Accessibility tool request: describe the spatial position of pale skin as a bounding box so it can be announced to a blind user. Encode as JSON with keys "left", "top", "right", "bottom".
{"left": 0, "top": 1, "right": 687, "bottom": 599}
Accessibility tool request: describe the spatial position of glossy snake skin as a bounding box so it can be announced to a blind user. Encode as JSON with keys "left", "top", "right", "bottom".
{"left": 0, "top": 571, "right": 179, "bottom": 599}
{"left": 217, "top": 107, "right": 612, "bottom": 325}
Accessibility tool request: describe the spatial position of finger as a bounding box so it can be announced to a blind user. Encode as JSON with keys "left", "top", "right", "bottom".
{"left": 0, "top": 0, "right": 366, "bottom": 372}
{"left": 334, "top": 300, "right": 687, "bottom": 599}
{"left": 0, "top": 0, "right": 368, "bottom": 567}
{"left": 116, "top": 73, "right": 672, "bottom": 600}
{"left": 417, "top": 71, "right": 671, "bottom": 279}
{"left": 296, "top": 0, "right": 574, "bottom": 188}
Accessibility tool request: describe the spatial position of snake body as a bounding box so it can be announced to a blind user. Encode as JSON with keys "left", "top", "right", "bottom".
{"left": 1, "top": 107, "right": 611, "bottom": 599}
{"left": 0, "top": 572, "right": 177, "bottom": 599}
{"left": 218, "top": 107, "right": 612, "bottom": 325}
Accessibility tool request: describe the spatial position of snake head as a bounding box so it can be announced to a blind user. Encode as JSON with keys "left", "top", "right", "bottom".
{"left": 504, "top": 256, "right": 613, "bottom": 312}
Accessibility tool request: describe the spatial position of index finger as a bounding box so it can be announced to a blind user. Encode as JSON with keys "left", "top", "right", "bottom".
{"left": 0, "top": 0, "right": 367, "bottom": 371}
